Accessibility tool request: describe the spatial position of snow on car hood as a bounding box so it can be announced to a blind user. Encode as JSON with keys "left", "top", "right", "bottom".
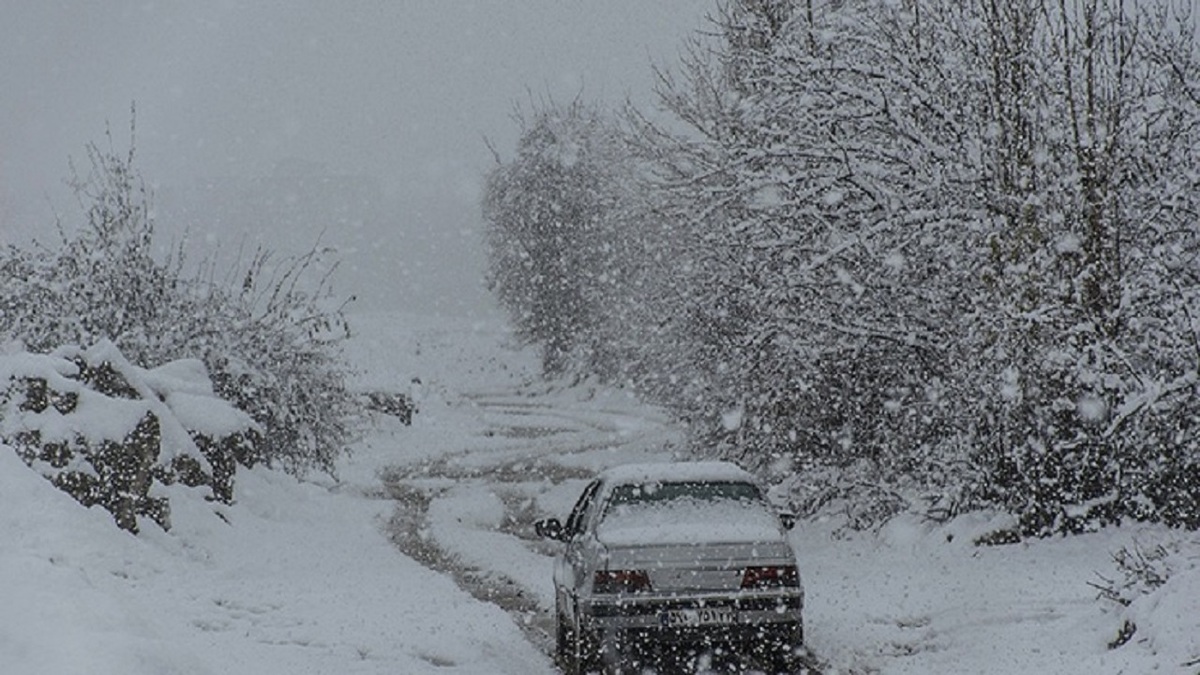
{"left": 595, "top": 498, "right": 786, "bottom": 547}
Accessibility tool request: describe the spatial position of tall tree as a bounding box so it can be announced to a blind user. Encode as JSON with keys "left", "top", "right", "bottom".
{"left": 482, "top": 101, "right": 635, "bottom": 374}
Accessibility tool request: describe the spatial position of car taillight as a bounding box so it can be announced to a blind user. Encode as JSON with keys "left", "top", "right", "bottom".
{"left": 593, "top": 569, "right": 653, "bottom": 594}
{"left": 741, "top": 565, "right": 799, "bottom": 589}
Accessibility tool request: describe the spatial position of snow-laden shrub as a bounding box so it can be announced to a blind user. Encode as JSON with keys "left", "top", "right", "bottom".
{"left": 966, "top": 341, "right": 1200, "bottom": 536}
{"left": 0, "top": 341, "right": 258, "bottom": 532}
{"left": 0, "top": 132, "right": 355, "bottom": 476}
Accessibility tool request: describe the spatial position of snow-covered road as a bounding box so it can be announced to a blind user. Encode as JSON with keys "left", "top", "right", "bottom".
{"left": 4, "top": 311, "right": 1196, "bottom": 674}
{"left": 353, "top": 312, "right": 1200, "bottom": 675}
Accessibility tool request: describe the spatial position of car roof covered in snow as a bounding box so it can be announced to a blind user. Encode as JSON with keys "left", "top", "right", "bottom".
{"left": 598, "top": 461, "right": 755, "bottom": 485}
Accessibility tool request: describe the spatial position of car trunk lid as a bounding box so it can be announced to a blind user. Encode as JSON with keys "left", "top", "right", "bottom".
{"left": 601, "top": 541, "right": 796, "bottom": 592}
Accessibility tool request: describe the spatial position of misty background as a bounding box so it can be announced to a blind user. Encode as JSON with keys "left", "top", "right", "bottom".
{"left": 0, "top": 1, "right": 707, "bottom": 316}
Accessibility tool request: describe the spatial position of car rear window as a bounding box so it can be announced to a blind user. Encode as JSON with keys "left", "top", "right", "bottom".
{"left": 596, "top": 480, "right": 782, "bottom": 545}
{"left": 605, "top": 480, "right": 762, "bottom": 510}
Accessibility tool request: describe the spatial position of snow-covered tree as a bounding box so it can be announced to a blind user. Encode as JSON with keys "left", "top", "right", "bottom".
{"left": 483, "top": 101, "right": 646, "bottom": 375}
{"left": 486, "top": 0, "right": 1200, "bottom": 532}
{"left": 965, "top": 0, "right": 1200, "bottom": 534}
{"left": 627, "top": 0, "right": 982, "bottom": 510}
{"left": 641, "top": 0, "right": 1200, "bottom": 532}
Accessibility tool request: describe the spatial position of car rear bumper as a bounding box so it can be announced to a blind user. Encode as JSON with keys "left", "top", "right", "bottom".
{"left": 589, "top": 618, "right": 803, "bottom": 667}
{"left": 583, "top": 592, "right": 801, "bottom": 622}
{"left": 608, "top": 619, "right": 802, "bottom": 645}
{"left": 578, "top": 592, "right": 803, "bottom": 649}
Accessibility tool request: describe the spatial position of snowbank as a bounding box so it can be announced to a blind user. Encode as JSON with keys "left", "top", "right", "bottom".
{"left": 0, "top": 445, "right": 553, "bottom": 674}
{"left": 796, "top": 512, "right": 1200, "bottom": 673}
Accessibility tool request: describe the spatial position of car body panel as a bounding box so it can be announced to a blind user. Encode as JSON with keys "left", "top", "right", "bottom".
{"left": 542, "top": 461, "right": 804, "bottom": 669}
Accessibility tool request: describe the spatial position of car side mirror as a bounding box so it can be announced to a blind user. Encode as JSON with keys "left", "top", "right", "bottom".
{"left": 779, "top": 512, "right": 797, "bottom": 531}
{"left": 535, "top": 517, "right": 565, "bottom": 541}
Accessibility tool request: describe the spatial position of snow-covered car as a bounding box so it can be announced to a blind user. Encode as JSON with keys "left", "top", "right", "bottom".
{"left": 535, "top": 461, "right": 804, "bottom": 673}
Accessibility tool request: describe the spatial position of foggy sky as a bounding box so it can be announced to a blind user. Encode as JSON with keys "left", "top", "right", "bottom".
{"left": 0, "top": 1, "right": 709, "bottom": 316}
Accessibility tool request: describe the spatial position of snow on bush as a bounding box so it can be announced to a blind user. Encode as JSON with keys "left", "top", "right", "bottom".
{"left": 1, "top": 341, "right": 258, "bottom": 532}
{"left": 0, "top": 128, "right": 356, "bottom": 478}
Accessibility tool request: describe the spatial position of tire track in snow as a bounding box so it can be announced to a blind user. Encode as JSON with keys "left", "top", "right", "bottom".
{"left": 379, "top": 390, "right": 681, "bottom": 668}
{"left": 376, "top": 388, "right": 834, "bottom": 673}
{"left": 381, "top": 460, "right": 583, "bottom": 658}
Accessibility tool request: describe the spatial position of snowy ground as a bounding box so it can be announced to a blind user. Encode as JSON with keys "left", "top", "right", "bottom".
{"left": 3, "top": 310, "right": 1198, "bottom": 674}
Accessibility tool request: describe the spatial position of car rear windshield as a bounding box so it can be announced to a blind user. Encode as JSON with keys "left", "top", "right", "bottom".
{"left": 605, "top": 480, "right": 763, "bottom": 510}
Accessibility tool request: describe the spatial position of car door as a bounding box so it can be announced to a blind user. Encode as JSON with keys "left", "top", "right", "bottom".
{"left": 554, "top": 479, "right": 601, "bottom": 619}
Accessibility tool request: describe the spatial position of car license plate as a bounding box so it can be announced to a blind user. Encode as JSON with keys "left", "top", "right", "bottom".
{"left": 661, "top": 607, "right": 737, "bottom": 627}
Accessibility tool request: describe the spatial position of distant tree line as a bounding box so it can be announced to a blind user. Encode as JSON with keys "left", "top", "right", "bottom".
{"left": 482, "top": 0, "right": 1200, "bottom": 535}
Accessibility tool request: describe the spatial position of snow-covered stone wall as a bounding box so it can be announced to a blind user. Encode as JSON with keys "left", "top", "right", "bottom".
{"left": 1, "top": 341, "right": 259, "bottom": 533}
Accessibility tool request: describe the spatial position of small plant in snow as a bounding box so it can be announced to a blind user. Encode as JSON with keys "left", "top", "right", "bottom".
{"left": 1088, "top": 536, "right": 1196, "bottom": 651}
{"left": 1090, "top": 539, "right": 1178, "bottom": 608}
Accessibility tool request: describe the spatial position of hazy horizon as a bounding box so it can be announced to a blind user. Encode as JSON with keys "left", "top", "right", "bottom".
{"left": 1, "top": 1, "right": 711, "bottom": 317}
